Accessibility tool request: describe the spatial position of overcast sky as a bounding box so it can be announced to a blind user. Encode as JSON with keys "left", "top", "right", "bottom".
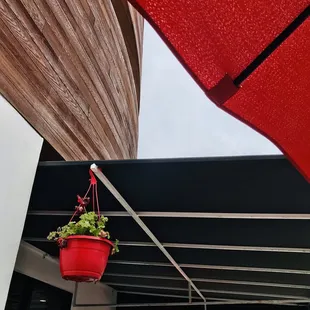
{"left": 138, "top": 23, "right": 281, "bottom": 159}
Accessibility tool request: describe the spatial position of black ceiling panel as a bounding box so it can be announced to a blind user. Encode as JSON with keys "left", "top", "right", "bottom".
{"left": 28, "top": 241, "right": 58, "bottom": 257}
{"left": 137, "top": 218, "right": 310, "bottom": 248}
{"left": 105, "top": 264, "right": 310, "bottom": 287}
{"left": 111, "top": 285, "right": 280, "bottom": 301}
{"left": 194, "top": 282, "right": 310, "bottom": 299}
{"left": 102, "top": 275, "right": 310, "bottom": 298}
{"left": 117, "top": 292, "right": 198, "bottom": 303}
{"left": 110, "top": 285, "right": 199, "bottom": 298}
{"left": 23, "top": 215, "right": 147, "bottom": 244}
{"left": 25, "top": 156, "right": 310, "bottom": 306}
{"left": 104, "top": 263, "right": 180, "bottom": 278}
{"left": 23, "top": 216, "right": 310, "bottom": 248}
{"left": 163, "top": 248, "right": 310, "bottom": 270}
{"left": 102, "top": 275, "right": 188, "bottom": 290}
{"left": 183, "top": 268, "right": 310, "bottom": 286}
{"left": 25, "top": 239, "right": 310, "bottom": 271}
{"left": 29, "top": 156, "right": 310, "bottom": 214}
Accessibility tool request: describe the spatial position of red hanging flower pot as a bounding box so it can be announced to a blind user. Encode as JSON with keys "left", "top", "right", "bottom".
{"left": 47, "top": 169, "right": 119, "bottom": 282}
{"left": 60, "top": 236, "right": 114, "bottom": 282}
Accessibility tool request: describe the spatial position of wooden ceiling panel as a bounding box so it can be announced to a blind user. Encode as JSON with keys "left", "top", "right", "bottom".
{"left": 0, "top": 0, "right": 142, "bottom": 160}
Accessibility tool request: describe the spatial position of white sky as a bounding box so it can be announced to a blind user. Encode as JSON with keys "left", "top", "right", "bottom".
{"left": 138, "top": 23, "right": 281, "bottom": 159}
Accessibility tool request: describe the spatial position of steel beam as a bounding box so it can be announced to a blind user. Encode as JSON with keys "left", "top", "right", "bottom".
{"left": 118, "top": 291, "right": 238, "bottom": 302}
{"left": 103, "top": 272, "right": 310, "bottom": 290}
{"left": 118, "top": 290, "right": 201, "bottom": 300}
{"left": 22, "top": 238, "right": 310, "bottom": 278}
{"left": 72, "top": 299, "right": 310, "bottom": 308}
{"left": 27, "top": 210, "right": 310, "bottom": 220}
{"left": 108, "top": 260, "right": 310, "bottom": 275}
{"left": 119, "top": 241, "right": 310, "bottom": 253}
{"left": 90, "top": 164, "right": 206, "bottom": 303}
{"left": 103, "top": 282, "right": 308, "bottom": 300}
{"left": 23, "top": 237, "right": 310, "bottom": 254}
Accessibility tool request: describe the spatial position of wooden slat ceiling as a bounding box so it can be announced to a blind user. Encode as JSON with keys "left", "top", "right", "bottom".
{"left": 0, "top": 0, "right": 143, "bottom": 160}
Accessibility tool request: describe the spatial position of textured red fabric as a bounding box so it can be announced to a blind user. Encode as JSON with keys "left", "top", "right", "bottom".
{"left": 130, "top": 0, "right": 310, "bottom": 179}
{"left": 130, "top": 0, "right": 308, "bottom": 89}
{"left": 224, "top": 19, "right": 310, "bottom": 180}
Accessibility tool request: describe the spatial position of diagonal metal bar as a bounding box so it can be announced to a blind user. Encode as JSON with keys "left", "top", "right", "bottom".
{"left": 90, "top": 164, "right": 206, "bottom": 303}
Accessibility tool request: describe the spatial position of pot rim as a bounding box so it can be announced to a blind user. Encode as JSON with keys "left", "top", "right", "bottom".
{"left": 65, "top": 235, "right": 114, "bottom": 246}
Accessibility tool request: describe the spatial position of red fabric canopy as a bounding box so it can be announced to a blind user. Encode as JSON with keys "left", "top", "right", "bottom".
{"left": 129, "top": 0, "right": 310, "bottom": 180}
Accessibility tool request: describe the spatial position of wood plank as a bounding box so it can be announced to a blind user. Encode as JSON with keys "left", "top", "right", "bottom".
{"left": 0, "top": 44, "right": 77, "bottom": 160}
{"left": 47, "top": 0, "right": 132, "bottom": 156}
{"left": 128, "top": 2, "right": 144, "bottom": 73}
{"left": 89, "top": 1, "right": 139, "bottom": 155}
{"left": 111, "top": 0, "right": 143, "bottom": 103}
{"left": 28, "top": 0, "right": 124, "bottom": 158}
{"left": 2, "top": 0, "right": 105, "bottom": 159}
{"left": 0, "top": 0, "right": 141, "bottom": 160}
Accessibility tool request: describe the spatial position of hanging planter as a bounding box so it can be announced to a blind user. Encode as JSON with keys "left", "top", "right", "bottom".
{"left": 47, "top": 169, "right": 119, "bottom": 282}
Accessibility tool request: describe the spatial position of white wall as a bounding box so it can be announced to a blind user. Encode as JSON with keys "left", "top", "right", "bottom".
{"left": 0, "top": 95, "right": 43, "bottom": 310}
{"left": 15, "top": 242, "right": 116, "bottom": 310}
{"left": 0, "top": 95, "right": 115, "bottom": 309}
{"left": 138, "top": 23, "right": 280, "bottom": 159}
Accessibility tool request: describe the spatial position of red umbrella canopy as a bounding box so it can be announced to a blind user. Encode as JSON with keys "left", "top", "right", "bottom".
{"left": 129, "top": 0, "right": 310, "bottom": 180}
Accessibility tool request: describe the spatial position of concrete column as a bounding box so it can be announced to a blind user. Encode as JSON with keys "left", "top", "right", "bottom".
{"left": 72, "top": 283, "right": 117, "bottom": 310}
{"left": 15, "top": 242, "right": 116, "bottom": 310}
{"left": 0, "top": 95, "right": 43, "bottom": 310}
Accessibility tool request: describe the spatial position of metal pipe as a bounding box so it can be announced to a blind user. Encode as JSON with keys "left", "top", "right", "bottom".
{"left": 72, "top": 282, "right": 78, "bottom": 307}
{"left": 71, "top": 298, "right": 310, "bottom": 308}
{"left": 102, "top": 282, "right": 307, "bottom": 300}
{"left": 23, "top": 237, "right": 310, "bottom": 254}
{"left": 90, "top": 164, "right": 206, "bottom": 303}
{"left": 108, "top": 260, "right": 310, "bottom": 275}
{"left": 103, "top": 272, "right": 310, "bottom": 290}
{"left": 27, "top": 210, "right": 310, "bottom": 219}
{"left": 118, "top": 291, "right": 239, "bottom": 302}
{"left": 118, "top": 290, "right": 201, "bottom": 300}
{"left": 189, "top": 282, "right": 192, "bottom": 303}
{"left": 118, "top": 241, "right": 310, "bottom": 253}
{"left": 21, "top": 237, "right": 310, "bottom": 277}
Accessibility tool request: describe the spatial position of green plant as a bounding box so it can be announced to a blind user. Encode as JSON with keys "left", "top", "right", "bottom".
{"left": 47, "top": 211, "right": 119, "bottom": 254}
